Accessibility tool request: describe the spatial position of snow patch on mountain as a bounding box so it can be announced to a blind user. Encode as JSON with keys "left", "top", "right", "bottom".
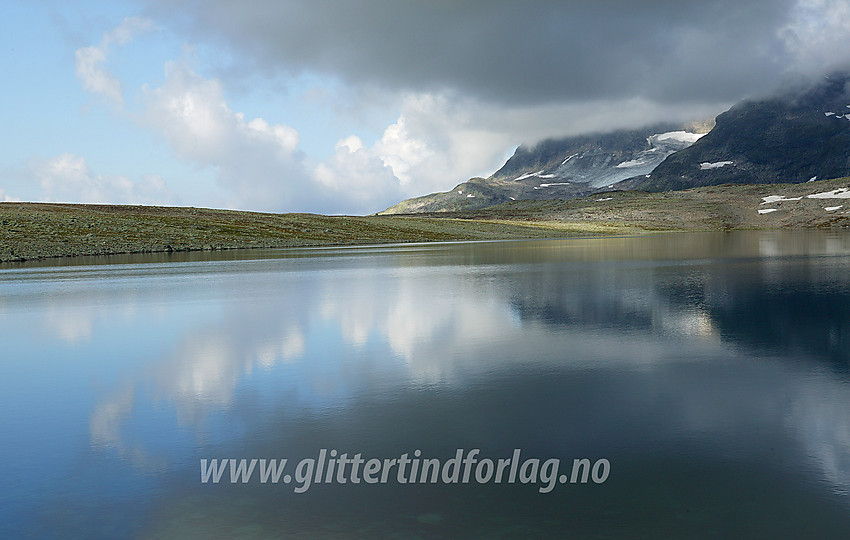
{"left": 700, "top": 161, "right": 734, "bottom": 170}
{"left": 533, "top": 129, "right": 705, "bottom": 188}
{"left": 761, "top": 195, "right": 802, "bottom": 204}
{"left": 514, "top": 170, "right": 545, "bottom": 181}
{"left": 654, "top": 131, "right": 705, "bottom": 144}
{"left": 615, "top": 159, "right": 647, "bottom": 168}
{"left": 807, "top": 188, "right": 850, "bottom": 199}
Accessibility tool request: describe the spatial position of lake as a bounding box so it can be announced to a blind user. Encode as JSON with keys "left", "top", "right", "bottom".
{"left": 3, "top": 231, "right": 850, "bottom": 538}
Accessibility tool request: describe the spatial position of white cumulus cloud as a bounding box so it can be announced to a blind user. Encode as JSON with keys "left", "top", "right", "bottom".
{"left": 313, "top": 135, "right": 404, "bottom": 214}
{"left": 141, "top": 61, "right": 323, "bottom": 211}
{"left": 28, "top": 153, "right": 176, "bottom": 205}
{"left": 140, "top": 60, "right": 425, "bottom": 214}
{"left": 75, "top": 16, "right": 154, "bottom": 106}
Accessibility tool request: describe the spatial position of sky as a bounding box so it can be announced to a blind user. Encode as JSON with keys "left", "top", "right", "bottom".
{"left": 2, "top": 0, "right": 850, "bottom": 215}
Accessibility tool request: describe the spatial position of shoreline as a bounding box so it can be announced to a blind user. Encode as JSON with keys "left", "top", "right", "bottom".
{"left": 3, "top": 178, "right": 850, "bottom": 264}
{"left": 0, "top": 202, "right": 574, "bottom": 264}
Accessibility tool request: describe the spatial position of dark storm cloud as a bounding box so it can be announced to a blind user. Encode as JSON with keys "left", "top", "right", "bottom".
{"left": 142, "top": 0, "right": 818, "bottom": 105}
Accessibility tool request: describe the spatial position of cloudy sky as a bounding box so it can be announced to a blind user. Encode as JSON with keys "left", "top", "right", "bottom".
{"left": 2, "top": 0, "right": 850, "bottom": 214}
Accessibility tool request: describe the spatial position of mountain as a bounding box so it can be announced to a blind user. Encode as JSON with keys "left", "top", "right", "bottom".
{"left": 617, "top": 73, "right": 850, "bottom": 192}
{"left": 382, "top": 73, "right": 850, "bottom": 215}
{"left": 380, "top": 122, "right": 710, "bottom": 214}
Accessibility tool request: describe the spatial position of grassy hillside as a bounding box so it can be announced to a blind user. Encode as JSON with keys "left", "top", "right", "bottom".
{"left": 2, "top": 176, "right": 849, "bottom": 263}
{"left": 397, "top": 176, "right": 850, "bottom": 233}
{"left": 0, "top": 203, "right": 567, "bottom": 263}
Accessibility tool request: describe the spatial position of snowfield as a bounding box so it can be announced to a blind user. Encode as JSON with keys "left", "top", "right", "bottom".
{"left": 654, "top": 131, "right": 705, "bottom": 144}
{"left": 761, "top": 195, "right": 802, "bottom": 204}
{"left": 615, "top": 159, "right": 647, "bottom": 168}
{"left": 806, "top": 188, "right": 850, "bottom": 199}
{"left": 757, "top": 187, "right": 850, "bottom": 215}
{"left": 700, "top": 161, "right": 734, "bottom": 170}
{"left": 514, "top": 170, "right": 544, "bottom": 181}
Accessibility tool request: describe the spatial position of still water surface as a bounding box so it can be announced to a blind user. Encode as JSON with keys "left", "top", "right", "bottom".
{"left": 3, "top": 231, "right": 850, "bottom": 538}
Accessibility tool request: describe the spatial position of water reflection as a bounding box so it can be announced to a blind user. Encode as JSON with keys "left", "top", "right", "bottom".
{"left": 4, "top": 231, "right": 850, "bottom": 537}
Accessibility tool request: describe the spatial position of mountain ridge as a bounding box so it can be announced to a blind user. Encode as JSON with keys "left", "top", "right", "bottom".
{"left": 380, "top": 122, "right": 709, "bottom": 214}
{"left": 382, "top": 73, "right": 850, "bottom": 214}
{"left": 617, "top": 73, "right": 850, "bottom": 192}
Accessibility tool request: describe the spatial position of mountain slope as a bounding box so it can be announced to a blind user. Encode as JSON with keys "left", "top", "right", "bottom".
{"left": 383, "top": 73, "right": 850, "bottom": 215}
{"left": 380, "top": 123, "right": 709, "bottom": 214}
{"left": 489, "top": 125, "right": 704, "bottom": 187}
{"left": 618, "top": 73, "right": 850, "bottom": 192}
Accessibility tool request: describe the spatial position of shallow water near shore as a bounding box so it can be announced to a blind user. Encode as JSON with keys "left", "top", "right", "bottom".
{"left": 3, "top": 230, "right": 850, "bottom": 538}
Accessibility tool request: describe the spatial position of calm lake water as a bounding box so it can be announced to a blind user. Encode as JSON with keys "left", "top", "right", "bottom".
{"left": 3, "top": 231, "right": 850, "bottom": 538}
